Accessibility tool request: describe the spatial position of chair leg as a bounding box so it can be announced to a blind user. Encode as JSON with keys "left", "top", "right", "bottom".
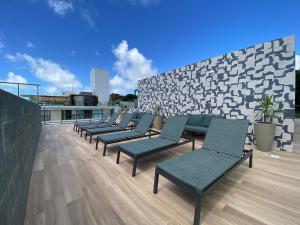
{"left": 132, "top": 159, "right": 138, "bottom": 177}
{"left": 95, "top": 140, "right": 99, "bottom": 150}
{"left": 193, "top": 192, "right": 202, "bottom": 225}
{"left": 85, "top": 132, "right": 87, "bottom": 139}
{"left": 249, "top": 151, "right": 253, "bottom": 168}
{"left": 192, "top": 138, "right": 195, "bottom": 150}
{"left": 153, "top": 170, "right": 159, "bottom": 194}
{"left": 102, "top": 143, "right": 107, "bottom": 156}
{"left": 89, "top": 134, "right": 92, "bottom": 143}
{"left": 116, "top": 151, "right": 120, "bottom": 164}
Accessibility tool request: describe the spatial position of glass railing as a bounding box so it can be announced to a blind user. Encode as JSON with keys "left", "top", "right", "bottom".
{"left": 41, "top": 106, "right": 116, "bottom": 124}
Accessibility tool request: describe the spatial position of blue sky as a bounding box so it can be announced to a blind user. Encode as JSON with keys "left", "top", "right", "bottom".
{"left": 0, "top": 0, "right": 299, "bottom": 96}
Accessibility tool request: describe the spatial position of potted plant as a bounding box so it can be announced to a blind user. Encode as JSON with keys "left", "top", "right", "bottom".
{"left": 254, "top": 94, "right": 277, "bottom": 152}
{"left": 153, "top": 105, "right": 163, "bottom": 130}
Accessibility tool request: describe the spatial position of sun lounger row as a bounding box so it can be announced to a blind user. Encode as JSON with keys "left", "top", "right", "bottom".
{"left": 72, "top": 112, "right": 253, "bottom": 225}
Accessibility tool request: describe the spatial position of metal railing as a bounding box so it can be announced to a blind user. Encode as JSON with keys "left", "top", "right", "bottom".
{"left": 0, "top": 81, "right": 40, "bottom": 104}
{"left": 41, "top": 105, "right": 116, "bottom": 125}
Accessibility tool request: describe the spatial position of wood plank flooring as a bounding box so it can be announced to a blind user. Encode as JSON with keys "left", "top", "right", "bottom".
{"left": 24, "top": 124, "right": 300, "bottom": 225}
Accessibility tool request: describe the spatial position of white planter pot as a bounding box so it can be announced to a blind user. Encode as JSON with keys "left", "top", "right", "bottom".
{"left": 254, "top": 122, "right": 276, "bottom": 152}
{"left": 154, "top": 115, "right": 163, "bottom": 130}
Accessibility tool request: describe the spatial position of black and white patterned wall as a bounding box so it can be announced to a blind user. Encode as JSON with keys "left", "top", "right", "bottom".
{"left": 137, "top": 36, "right": 296, "bottom": 151}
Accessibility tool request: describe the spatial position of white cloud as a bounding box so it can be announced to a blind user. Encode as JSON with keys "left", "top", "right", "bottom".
{"left": 110, "top": 40, "right": 157, "bottom": 94}
{"left": 95, "top": 49, "right": 101, "bottom": 56}
{"left": 6, "top": 53, "right": 82, "bottom": 92}
{"left": 26, "top": 41, "right": 35, "bottom": 48}
{"left": 47, "top": 0, "right": 73, "bottom": 16}
{"left": 127, "top": 0, "right": 160, "bottom": 7}
{"left": 80, "top": 9, "right": 96, "bottom": 29}
{"left": 2, "top": 72, "right": 28, "bottom": 84}
{"left": 0, "top": 72, "right": 28, "bottom": 94}
{"left": 5, "top": 54, "right": 16, "bottom": 62}
{"left": 32, "top": 0, "right": 97, "bottom": 29}
{"left": 296, "top": 55, "right": 300, "bottom": 70}
{"left": 0, "top": 37, "right": 5, "bottom": 49}
{"left": 45, "top": 86, "right": 58, "bottom": 94}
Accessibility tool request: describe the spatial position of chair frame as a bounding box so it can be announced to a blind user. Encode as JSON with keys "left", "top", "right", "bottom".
{"left": 78, "top": 122, "right": 118, "bottom": 136}
{"left": 153, "top": 149, "right": 253, "bottom": 225}
{"left": 85, "top": 124, "right": 135, "bottom": 143}
{"left": 96, "top": 129, "right": 160, "bottom": 156}
{"left": 116, "top": 136, "right": 195, "bottom": 177}
{"left": 73, "top": 112, "right": 110, "bottom": 132}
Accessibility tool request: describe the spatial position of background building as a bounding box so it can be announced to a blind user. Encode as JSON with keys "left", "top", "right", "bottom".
{"left": 23, "top": 92, "right": 99, "bottom": 121}
{"left": 91, "top": 68, "right": 109, "bottom": 104}
{"left": 23, "top": 92, "right": 98, "bottom": 106}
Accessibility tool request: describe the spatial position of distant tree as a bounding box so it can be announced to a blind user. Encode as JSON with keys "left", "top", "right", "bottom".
{"left": 109, "top": 93, "right": 137, "bottom": 103}
{"left": 109, "top": 93, "right": 121, "bottom": 102}
{"left": 123, "top": 94, "right": 137, "bottom": 101}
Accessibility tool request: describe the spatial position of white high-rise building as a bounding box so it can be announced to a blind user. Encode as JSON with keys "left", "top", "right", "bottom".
{"left": 90, "top": 68, "right": 109, "bottom": 104}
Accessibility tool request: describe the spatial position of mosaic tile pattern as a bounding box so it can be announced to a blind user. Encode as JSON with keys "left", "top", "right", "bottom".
{"left": 137, "top": 36, "right": 296, "bottom": 151}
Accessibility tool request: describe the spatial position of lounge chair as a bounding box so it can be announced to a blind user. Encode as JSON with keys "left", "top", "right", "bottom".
{"left": 85, "top": 113, "right": 134, "bottom": 143}
{"left": 78, "top": 112, "right": 120, "bottom": 136}
{"left": 131, "top": 112, "right": 144, "bottom": 125}
{"left": 184, "top": 114, "right": 222, "bottom": 135}
{"left": 116, "top": 115, "right": 195, "bottom": 177}
{"left": 153, "top": 118, "right": 253, "bottom": 225}
{"left": 73, "top": 112, "right": 109, "bottom": 132}
{"left": 96, "top": 113, "right": 157, "bottom": 156}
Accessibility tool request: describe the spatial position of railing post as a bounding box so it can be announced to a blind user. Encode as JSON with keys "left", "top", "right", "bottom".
{"left": 75, "top": 108, "right": 77, "bottom": 122}
{"left": 36, "top": 85, "right": 39, "bottom": 104}
{"left": 17, "top": 83, "right": 20, "bottom": 96}
{"left": 90, "top": 109, "right": 92, "bottom": 122}
{"left": 61, "top": 109, "right": 62, "bottom": 124}
{"left": 44, "top": 108, "right": 46, "bottom": 125}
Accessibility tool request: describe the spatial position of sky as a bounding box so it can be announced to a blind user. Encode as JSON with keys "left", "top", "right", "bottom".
{"left": 0, "top": 0, "right": 300, "bottom": 96}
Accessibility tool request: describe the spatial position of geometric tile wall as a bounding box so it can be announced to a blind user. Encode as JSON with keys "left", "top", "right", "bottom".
{"left": 137, "top": 35, "right": 296, "bottom": 151}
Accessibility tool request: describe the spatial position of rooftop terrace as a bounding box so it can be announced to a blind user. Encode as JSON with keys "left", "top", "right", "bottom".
{"left": 24, "top": 124, "right": 300, "bottom": 225}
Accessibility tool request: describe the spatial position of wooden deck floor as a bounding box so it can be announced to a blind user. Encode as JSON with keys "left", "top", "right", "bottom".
{"left": 24, "top": 124, "right": 300, "bottom": 225}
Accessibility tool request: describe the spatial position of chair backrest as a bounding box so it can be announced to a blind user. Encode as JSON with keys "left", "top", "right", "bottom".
{"left": 134, "top": 113, "right": 156, "bottom": 134}
{"left": 106, "top": 112, "right": 120, "bottom": 125}
{"left": 131, "top": 112, "right": 138, "bottom": 119}
{"left": 202, "top": 118, "right": 249, "bottom": 158}
{"left": 99, "top": 112, "right": 110, "bottom": 123}
{"left": 202, "top": 114, "right": 222, "bottom": 128}
{"left": 118, "top": 113, "right": 134, "bottom": 128}
{"left": 159, "top": 115, "right": 188, "bottom": 142}
{"left": 187, "top": 114, "right": 204, "bottom": 126}
{"left": 137, "top": 112, "right": 143, "bottom": 119}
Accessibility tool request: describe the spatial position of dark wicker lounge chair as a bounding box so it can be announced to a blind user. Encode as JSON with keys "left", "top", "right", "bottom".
{"left": 96, "top": 113, "right": 157, "bottom": 156}
{"left": 153, "top": 118, "right": 253, "bottom": 225}
{"left": 78, "top": 112, "right": 120, "bottom": 136}
{"left": 73, "top": 112, "right": 109, "bottom": 132}
{"left": 116, "top": 115, "right": 194, "bottom": 177}
{"left": 85, "top": 113, "right": 134, "bottom": 143}
{"left": 131, "top": 112, "right": 144, "bottom": 125}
